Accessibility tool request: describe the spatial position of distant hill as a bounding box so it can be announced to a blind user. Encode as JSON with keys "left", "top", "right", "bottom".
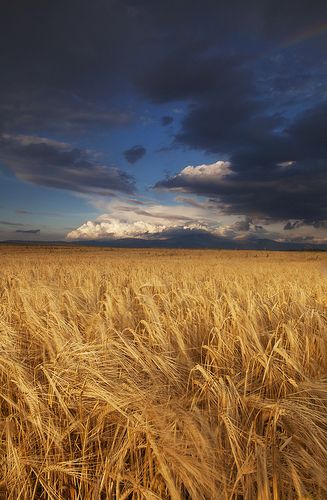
{"left": 1, "top": 236, "right": 327, "bottom": 251}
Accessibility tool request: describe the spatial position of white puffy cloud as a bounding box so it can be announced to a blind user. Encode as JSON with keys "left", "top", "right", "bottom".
{"left": 66, "top": 195, "right": 231, "bottom": 240}
{"left": 177, "top": 161, "right": 231, "bottom": 180}
{"left": 66, "top": 194, "right": 272, "bottom": 242}
{"left": 66, "top": 216, "right": 215, "bottom": 241}
{"left": 67, "top": 219, "right": 167, "bottom": 240}
{"left": 155, "top": 160, "right": 232, "bottom": 192}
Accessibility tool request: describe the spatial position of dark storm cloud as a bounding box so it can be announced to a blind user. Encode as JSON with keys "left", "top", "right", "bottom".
{"left": 15, "top": 229, "right": 40, "bottom": 234}
{"left": 138, "top": 49, "right": 228, "bottom": 103}
{"left": 258, "top": 0, "right": 327, "bottom": 41}
{"left": 156, "top": 99, "right": 327, "bottom": 222}
{"left": 156, "top": 158, "right": 327, "bottom": 222}
{"left": 284, "top": 220, "right": 327, "bottom": 230}
{"left": 0, "top": 134, "right": 135, "bottom": 195}
{"left": 0, "top": 96, "right": 132, "bottom": 136}
{"left": 0, "top": 2, "right": 138, "bottom": 136}
{"left": 1, "top": 0, "right": 326, "bottom": 232}
{"left": 129, "top": 1, "right": 326, "bottom": 227}
{"left": 1, "top": 0, "right": 325, "bottom": 136}
{"left": 286, "top": 103, "right": 327, "bottom": 158}
{"left": 161, "top": 116, "right": 174, "bottom": 126}
{"left": 124, "top": 145, "right": 146, "bottom": 164}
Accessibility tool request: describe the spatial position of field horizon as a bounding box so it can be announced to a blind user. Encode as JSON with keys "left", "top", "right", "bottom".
{"left": 1, "top": 239, "right": 327, "bottom": 252}
{"left": 1, "top": 246, "right": 327, "bottom": 499}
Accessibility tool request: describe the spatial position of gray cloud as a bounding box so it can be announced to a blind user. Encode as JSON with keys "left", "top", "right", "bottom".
{"left": 174, "top": 196, "right": 207, "bottom": 209}
{"left": 15, "top": 229, "right": 40, "bottom": 234}
{"left": 157, "top": 161, "right": 327, "bottom": 223}
{"left": 230, "top": 217, "right": 252, "bottom": 232}
{"left": 0, "top": 91, "right": 132, "bottom": 137}
{"left": 284, "top": 221, "right": 302, "bottom": 230}
{"left": 0, "top": 220, "right": 26, "bottom": 226}
{"left": 0, "top": 134, "right": 135, "bottom": 195}
{"left": 123, "top": 145, "right": 146, "bottom": 164}
{"left": 2, "top": 0, "right": 324, "bottom": 139}
{"left": 284, "top": 220, "right": 327, "bottom": 230}
{"left": 117, "top": 206, "right": 193, "bottom": 222}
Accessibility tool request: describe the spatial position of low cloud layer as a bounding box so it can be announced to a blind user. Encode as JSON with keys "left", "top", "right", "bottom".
{"left": 66, "top": 217, "right": 251, "bottom": 243}
{"left": 0, "top": 134, "right": 135, "bottom": 195}
{"left": 66, "top": 209, "right": 326, "bottom": 248}
{"left": 66, "top": 196, "right": 280, "bottom": 245}
{"left": 67, "top": 219, "right": 169, "bottom": 240}
{"left": 66, "top": 197, "right": 222, "bottom": 240}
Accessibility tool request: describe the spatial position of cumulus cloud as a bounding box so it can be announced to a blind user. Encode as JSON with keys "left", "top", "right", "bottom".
{"left": 65, "top": 195, "right": 273, "bottom": 242}
{"left": 66, "top": 212, "right": 326, "bottom": 248}
{"left": 67, "top": 219, "right": 166, "bottom": 240}
{"left": 67, "top": 216, "right": 230, "bottom": 241}
{"left": 65, "top": 191, "right": 327, "bottom": 248}
{"left": 66, "top": 195, "right": 221, "bottom": 240}
{"left": 155, "top": 161, "right": 232, "bottom": 192}
{"left": 0, "top": 134, "right": 135, "bottom": 195}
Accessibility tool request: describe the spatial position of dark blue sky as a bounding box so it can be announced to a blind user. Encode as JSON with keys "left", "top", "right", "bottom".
{"left": 0, "top": 0, "right": 326, "bottom": 247}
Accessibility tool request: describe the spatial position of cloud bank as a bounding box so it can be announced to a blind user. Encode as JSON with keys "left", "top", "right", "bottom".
{"left": 67, "top": 219, "right": 171, "bottom": 240}
{"left": 66, "top": 196, "right": 273, "bottom": 243}
{"left": 0, "top": 134, "right": 135, "bottom": 195}
{"left": 155, "top": 156, "right": 327, "bottom": 223}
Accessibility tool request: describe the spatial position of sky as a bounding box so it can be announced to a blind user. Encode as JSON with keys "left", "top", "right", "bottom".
{"left": 0, "top": 0, "right": 326, "bottom": 248}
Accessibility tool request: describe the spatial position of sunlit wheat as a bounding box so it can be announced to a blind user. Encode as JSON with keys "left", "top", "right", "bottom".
{"left": 0, "top": 246, "right": 326, "bottom": 499}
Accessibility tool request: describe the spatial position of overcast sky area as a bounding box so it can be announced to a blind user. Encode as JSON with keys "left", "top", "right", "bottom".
{"left": 0, "top": 0, "right": 326, "bottom": 248}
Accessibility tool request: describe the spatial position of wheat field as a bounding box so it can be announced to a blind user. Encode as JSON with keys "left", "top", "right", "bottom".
{"left": 0, "top": 246, "right": 327, "bottom": 499}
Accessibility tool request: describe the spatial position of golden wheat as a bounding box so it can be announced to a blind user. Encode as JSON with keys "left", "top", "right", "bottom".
{"left": 0, "top": 246, "right": 327, "bottom": 499}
